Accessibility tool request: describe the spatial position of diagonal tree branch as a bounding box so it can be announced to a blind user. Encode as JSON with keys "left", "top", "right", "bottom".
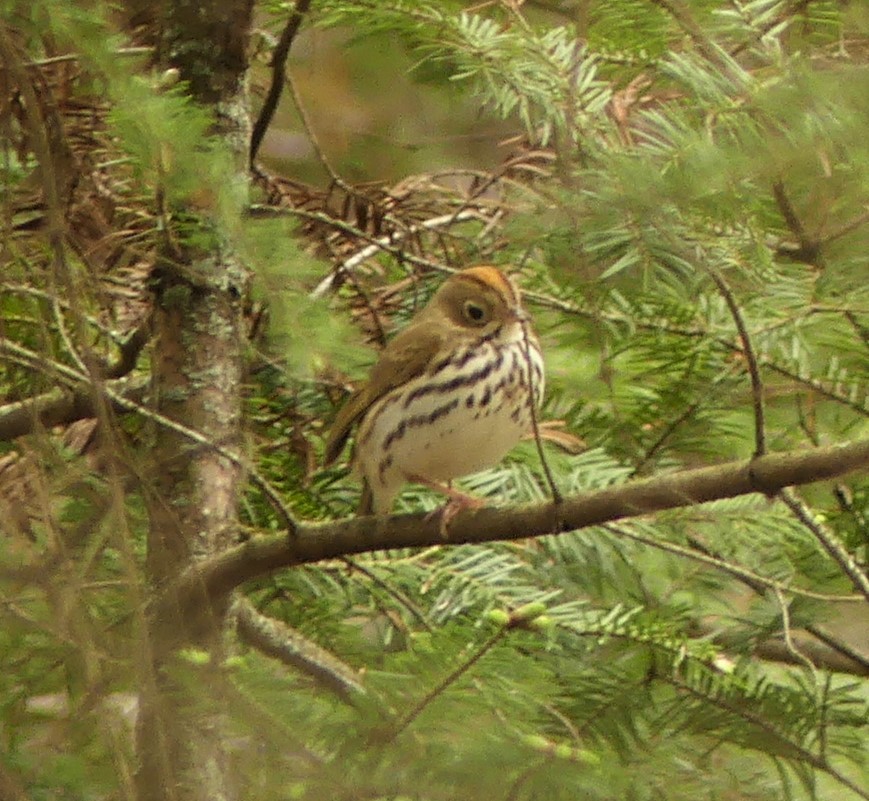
{"left": 233, "top": 596, "right": 366, "bottom": 703}
{"left": 249, "top": 0, "right": 313, "bottom": 166}
{"left": 691, "top": 620, "right": 869, "bottom": 677}
{"left": 780, "top": 488, "right": 869, "bottom": 602}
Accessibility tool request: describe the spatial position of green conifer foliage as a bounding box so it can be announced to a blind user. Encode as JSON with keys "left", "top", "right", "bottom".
{"left": 0, "top": 1, "right": 866, "bottom": 799}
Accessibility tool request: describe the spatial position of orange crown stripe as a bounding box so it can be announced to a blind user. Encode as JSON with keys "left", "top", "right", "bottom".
{"left": 459, "top": 265, "right": 519, "bottom": 304}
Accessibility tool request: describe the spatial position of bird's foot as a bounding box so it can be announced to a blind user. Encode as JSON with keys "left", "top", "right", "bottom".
{"left": 409, "top": 475, "right": 485, "bottom": 538}
{"left": 436, "top": 492, "right": 485, "bottom": 538}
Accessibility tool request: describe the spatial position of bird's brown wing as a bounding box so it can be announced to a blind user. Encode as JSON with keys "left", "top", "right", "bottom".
{"left": 323, "top": 323, "right": 445, "bottom": 466}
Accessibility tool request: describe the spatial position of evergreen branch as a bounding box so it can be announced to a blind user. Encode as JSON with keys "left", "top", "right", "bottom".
{"left": 522, "top": 289, "right": 869, "bottom": 416}
{"left": 646, "top": 0, "right": 733, "bottom": 74}
{"left": 387, "top": 625, "right": 508, "bottom": 742}
{"left": 669, "top": 674, "right": 869, "bottom": 801}
{"left": 410, "top": 546, "right": 557, "bottom": 624}
{"left": 266, "top": 206, "right": 866, "bottom": 430}
{"left": 684, "top": 534, "right": 869, "bottom": 674}
{"left": 0, "top": 339, "right": 301, "bottom": 536}
{"left": 779, "top": 488, "right": 869, "bottom": 603}
{"left": 222, "top": 679, "right": 325, "bottom": 768}
{"left": 162, "top": 439, "right": 869, "bottom": 618}
{"left": 630, "top": 369, "right": 736, "bottom": 476}
{"left": 557, "top": 606, "right": 717, "bottom": 662}
{"left": 604, "top": 523, "right": 858, "bottom": 604}
{"left": 249, "top": 0, "right": 313, "bottom": 166}
{"left": 761, "top": 360, "right": 868, "bottom": 417}
{"left": 691, "top": 621, "right": 869, "bottom": 677}
{"left": 728, "top": 0, "right": 813, "bottom": 58}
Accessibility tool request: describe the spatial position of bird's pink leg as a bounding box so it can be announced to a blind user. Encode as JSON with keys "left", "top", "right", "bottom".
{"left": 407, "top": 474, "right": 485, "bottom": 537}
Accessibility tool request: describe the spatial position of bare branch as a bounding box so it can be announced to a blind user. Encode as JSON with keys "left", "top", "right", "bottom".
{"left": 233, "top": 596, "right": 366, "bottom": 703}
{"left": 159, "top": 439, "right": 869, "bottom": 622}
{"left": 0, "top": 380, "right": 147, "bottom": 442}
{"left": 249, "top": 0, "right": 313, "bottom": 166}
{"left": 707, "top": 269, "right": 767, "bottom": 457}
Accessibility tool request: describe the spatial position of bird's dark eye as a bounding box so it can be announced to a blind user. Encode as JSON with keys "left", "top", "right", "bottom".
{"left": 463, "top": 300, "right": 487, "bottom": 323}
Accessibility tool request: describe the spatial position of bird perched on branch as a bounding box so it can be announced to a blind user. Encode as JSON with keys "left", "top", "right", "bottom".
{"left": 324, "top": 266, "right": 545, "bottom": 520}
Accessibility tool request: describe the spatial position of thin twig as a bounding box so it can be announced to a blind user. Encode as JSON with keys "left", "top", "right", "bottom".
{"left": 707, "top": 269, "right": 766, "bottom": 457}
{"left": 779, "top": 488, "right": 869, "bottom": 603}
{"left": 630, "top": 369, "right": 734, "bottom": 477}
{"left": 605, "top": 523, "right": 859, "bottom": 603}
{"left": 844, "top": 310, "right": 869, "bottom": 349}
{"left": 286, "top": 69, "right": 349, "bottom": 191}
{"left": 820, "top": 208, "right": 869, "bottom": 246}
{"left": 340, "top": 558, "right": 433, "bottom": 631}
{"left": 249, "top": 0, "right": 313, "bottom": 166}
{"left": 307, "top": 210, "right": 484, "bottom": 299}
{"left": 387, "top": 626, "right": 509, "bottom": 742}
{"left": 729, "top": 0, "right": 813, "bottom": 58}
{"left": 521, "top": 321, "right": 561, "bottom": 505}
{"left": 19, "top": 47, "right": 152, "bottom": 67}
{"left": 646, "top": 0, "right": 734, "bottom": 75}
{"left": 773, "top": 585, "right": 818, "bottom": 677}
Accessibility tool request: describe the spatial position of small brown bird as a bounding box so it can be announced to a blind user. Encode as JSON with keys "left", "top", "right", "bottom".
{"left": 324, "top": 266, "right": 544, "bottom": 516}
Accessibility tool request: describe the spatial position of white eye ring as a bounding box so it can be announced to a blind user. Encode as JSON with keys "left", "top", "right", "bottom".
{"left": 464, "top": 300, "right": 487, "bottom": 323}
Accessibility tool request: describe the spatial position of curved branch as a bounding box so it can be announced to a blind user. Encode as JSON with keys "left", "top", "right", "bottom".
{"left": 161, "top": 439, "right": 869, "bottom": 621}
{"left": 249, "top": 0, "right": 313, "bottom": 166}
{"left": 707, "top": 269, "right": 766, "bottom": 457}
{"left": 233, "top": 596, "right": 365, "bottom": 703}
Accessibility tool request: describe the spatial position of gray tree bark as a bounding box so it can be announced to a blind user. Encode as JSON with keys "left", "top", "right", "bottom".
{"left": 133, "top": 3, "right": 254, "bottom": 800}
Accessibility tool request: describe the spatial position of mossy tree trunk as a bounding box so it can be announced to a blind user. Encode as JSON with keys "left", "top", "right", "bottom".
{"left": 133, "top": 3, "right": 254, "bottom": 800}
